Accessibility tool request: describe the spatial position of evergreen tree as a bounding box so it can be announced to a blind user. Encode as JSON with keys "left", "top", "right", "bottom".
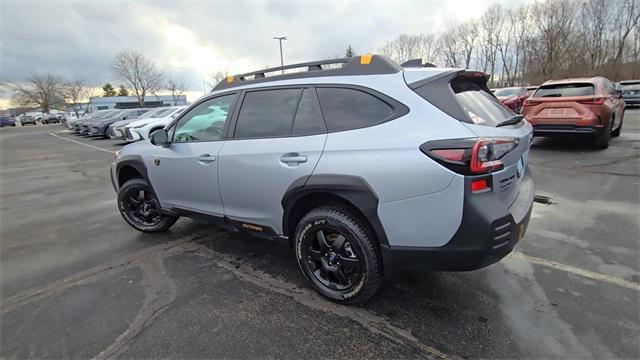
{"left": 117, "top": 85, "right": 129, "bottom": 96}
{"left": 102, "top": 83, "right": 116, "bottom": 97}
{"left": 345, "top": 45, "right": 355, "bottom": 58}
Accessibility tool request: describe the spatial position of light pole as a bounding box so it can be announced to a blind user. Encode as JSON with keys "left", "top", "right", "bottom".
{"left": 273, "top": 36, "right": 287, "bottom": 74}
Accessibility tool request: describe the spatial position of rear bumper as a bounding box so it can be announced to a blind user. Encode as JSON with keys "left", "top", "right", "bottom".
{"left": 381, "top": 167, "right": 534, "bottom": 272}
{"left": 532, "top": 124, "right": 603, "bottom": 136}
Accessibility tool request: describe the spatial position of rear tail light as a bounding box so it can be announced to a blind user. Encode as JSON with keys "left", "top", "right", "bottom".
{"left": 420, "top": 138, "right": 519, "bottom": 175}
{"left": 578, "top": 97, "right": 605, "bottom": 105}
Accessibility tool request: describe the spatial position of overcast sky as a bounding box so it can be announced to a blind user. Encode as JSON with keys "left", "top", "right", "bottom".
{"left": 0, "top": 0, "right": 527, "bottom": 106}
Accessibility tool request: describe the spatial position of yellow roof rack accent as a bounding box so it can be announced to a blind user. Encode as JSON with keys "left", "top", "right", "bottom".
{"left": 360, "top": 54, "right": 373, "bottom": 65}
{"left": 226, "top": 76, "right": 234, "bottom": 84}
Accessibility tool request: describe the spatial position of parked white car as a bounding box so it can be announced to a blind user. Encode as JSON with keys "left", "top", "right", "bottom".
{"left": 124, "top": 106, "right": 187, "bottom": 142}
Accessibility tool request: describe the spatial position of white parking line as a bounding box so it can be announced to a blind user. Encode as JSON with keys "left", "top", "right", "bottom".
{"left": 512, "top": 252, "right": 640, "bottom": 291}
{"left": 49, "top": 133, "right": 114, "bottom": 154}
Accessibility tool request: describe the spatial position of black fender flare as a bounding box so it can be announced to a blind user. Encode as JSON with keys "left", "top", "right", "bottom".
{"left": 115, "top": 155, "right": 150, "bottom": 188}
{"left": 281, "top": 174, "right": 389, "bottom": 246}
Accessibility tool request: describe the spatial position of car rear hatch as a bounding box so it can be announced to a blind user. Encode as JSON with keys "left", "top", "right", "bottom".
{"left": 524, "top": 83, "right": 600, "bottom": 123}
{"left": 407, "top": 70, "right": 533, "bottom": 213}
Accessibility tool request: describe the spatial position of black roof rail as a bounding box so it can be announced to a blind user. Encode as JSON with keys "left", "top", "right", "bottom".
{"left": 213, "top": 54, "right": 402, "bottom": 91}
{"left": 400, "top": 59, "right": 437, "bottom": 68}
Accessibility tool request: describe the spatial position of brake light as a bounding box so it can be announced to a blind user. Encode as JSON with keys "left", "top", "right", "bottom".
{"left": 470, "top": 179, "right": 489, "bottom": 192}
{"left": 429, "top": 149, "right": 465, "bottom": 162}
{"left": 523, "top": 99, "right": 540, "bottom": 106}
{"left": 578, "top": 97, "right": 605, "bottom": 105}
{"left": 420, "top": 138, "right": 518, "bottom": 175}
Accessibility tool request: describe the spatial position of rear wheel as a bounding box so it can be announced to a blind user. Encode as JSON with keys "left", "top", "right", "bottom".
{"left": 612, "top": 113, "right": 623, "bottom": 137}
{"left": 118, "top": 178, "right": 178, "bottom": 232}
{"left": 594, "top": 116, "right": 613, "bottom": 149}
{"left": 294, "top": 206, "right": 382, "bottom": 305}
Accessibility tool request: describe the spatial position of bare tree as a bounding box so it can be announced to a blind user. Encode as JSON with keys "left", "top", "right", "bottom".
{"left": 111, "top": 50, "right": 164, "bottom": 107}
{"left": 11, "top": 74, "right": 66, "bottom": 113}
{"left": 379, "top": 34, "right": 440, "bottom": 64}
{"left": 479, "top": 5, "right": 502, "bottom": 85}
{"left": 611, "top": 0, "right": 640, "bottom": 78}
{"left": 532, "top": 0, "right": 577, "bottom": 78}
{"left": 438, "top": 31, "right": 462, "bottom": 68}
{"left": 64, "top": 79, "right": 97, "bottom": 118}
{"left": 166, "top": 78, "right": 185, "bottom": 106}
{"left": 208, "top": 70, "right": 229, "bottom": 89}
{"left": 456, "top": 21, "right": 479, "bottom": 69}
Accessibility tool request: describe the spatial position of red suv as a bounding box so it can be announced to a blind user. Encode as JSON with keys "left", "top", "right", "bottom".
{"left": 521, "top": 77, "right": 625, "bottom": 149}
{"left": 493, "top": 87, "right": 528, "bottom": 113}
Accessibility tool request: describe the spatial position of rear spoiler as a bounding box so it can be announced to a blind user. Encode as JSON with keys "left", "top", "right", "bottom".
{"left": 407, "top": 70, "right": 492, "bottom": 124}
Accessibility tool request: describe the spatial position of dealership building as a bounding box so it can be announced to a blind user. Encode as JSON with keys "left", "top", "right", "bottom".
{"left": 87, "top": 95, "right": 187, "bottom": 112}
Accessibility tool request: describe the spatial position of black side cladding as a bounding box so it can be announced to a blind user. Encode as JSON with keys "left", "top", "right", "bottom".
{"left": 281, "top": 174, "right": 389, "bottom": 246}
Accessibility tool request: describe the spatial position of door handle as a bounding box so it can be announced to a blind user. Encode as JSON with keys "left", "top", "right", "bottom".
{"left": 197, "top": 154, "right": 216, "bottom": 163}
{"left": 280, "top": 153, "right": 307, "bottom": 164}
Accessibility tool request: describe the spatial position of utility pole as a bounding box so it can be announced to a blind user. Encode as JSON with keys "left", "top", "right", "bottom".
{"left": 273, "top": 36, "right": 287, "bottom": 74}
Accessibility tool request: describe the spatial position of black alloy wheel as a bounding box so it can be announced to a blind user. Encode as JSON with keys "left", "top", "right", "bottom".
{"left": 117, "top": 178, "right": 178, "bottom": 233}
{"left": 295, "top": 207, "right": 382, "bottom": 304}
{"left": 123, "top": 187, "right": 162, "bottom": 227}
{"left": 303, "top": 227, "right": 362, "bottom": 291}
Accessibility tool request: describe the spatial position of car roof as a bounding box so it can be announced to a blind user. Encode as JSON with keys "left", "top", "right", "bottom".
{"left": 213, "top": 54, "right": 404, "bottom": 92}
{"left": 541, "top": 77, "right": 605, "bottom": 86}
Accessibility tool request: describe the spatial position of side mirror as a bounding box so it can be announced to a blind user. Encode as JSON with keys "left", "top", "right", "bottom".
{"left": 150, "top": 129, "right": 170, "bottom": 147}
{"left": 615, "top": 89, "right": 622, "bottom": 98}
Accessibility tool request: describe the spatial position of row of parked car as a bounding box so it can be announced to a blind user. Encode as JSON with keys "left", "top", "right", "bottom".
{"left": 492, "top": 78, "right": 636, "bottom": 148}
{"left": 67, "top": 106, "right": 187, "bottom": 142}
{"left": 0, "top": 112, "right": 67, "bottom": 127}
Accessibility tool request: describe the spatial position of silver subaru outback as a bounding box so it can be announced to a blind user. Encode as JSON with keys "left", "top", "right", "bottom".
{"left": 111, "top": 55, "right": 534, "bottom": 304}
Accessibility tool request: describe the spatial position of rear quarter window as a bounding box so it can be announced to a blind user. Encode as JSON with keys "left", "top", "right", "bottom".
{"left": 534, "top": 83, "right": 595, "bottom": 97}
{"left": 316, "top": 87, "right": 394, "bottom": 132}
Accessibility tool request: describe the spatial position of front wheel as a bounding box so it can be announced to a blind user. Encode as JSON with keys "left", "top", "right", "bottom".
{"left": 117, "top": 178, "right": 178, "bottom": 232}
{"left": 294, "top": 206, "right": 382, "bottom": 305}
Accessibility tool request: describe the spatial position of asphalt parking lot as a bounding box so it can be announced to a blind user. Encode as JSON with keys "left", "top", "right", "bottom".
{"left": 1, "top": 113, "right": 639, "bottom": 359}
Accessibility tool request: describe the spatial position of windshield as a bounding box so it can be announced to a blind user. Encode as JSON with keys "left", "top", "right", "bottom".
{"left": 534, "top": 83, "right": 594, "bottom": 97}
{"left": 94, "top": 110, "right": 118, "bottom": 119}
{"left": 493, "top": 88, "right": 522, "bottom": 97}
{"left": 151, "top": 108, "right": 174, "bottom": 118}
{"left": 620, "top": 84, "right": 640, "bottom": 91}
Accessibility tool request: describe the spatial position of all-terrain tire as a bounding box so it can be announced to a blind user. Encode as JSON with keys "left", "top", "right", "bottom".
{"left": 117, "top": 178, "right": 178, "bottom": 233}
{"left": 294, "top": 206, "right": 382, "bottom": 305}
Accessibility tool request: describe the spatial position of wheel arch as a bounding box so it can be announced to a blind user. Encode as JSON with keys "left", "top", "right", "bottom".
{"left": 282, "top": 175, "right": 389, "bottom": 247}
{"left": 116, "top": 155, "right": 149, "bottom": 188}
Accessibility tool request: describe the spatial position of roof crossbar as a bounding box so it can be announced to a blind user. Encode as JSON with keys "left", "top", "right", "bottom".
{"left": 214, "top": 54, "right": 402, "bottom": 91}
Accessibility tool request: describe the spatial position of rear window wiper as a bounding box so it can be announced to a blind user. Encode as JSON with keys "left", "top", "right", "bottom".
{"left": 541, "top": 94, "right": 562, "bottom": 97}
{"left": 496, "top": 115, "right": 524, "bottom": 127}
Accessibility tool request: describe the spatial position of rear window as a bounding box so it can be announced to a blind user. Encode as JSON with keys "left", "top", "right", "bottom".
{"left": 450, "top": 78, "right": 513, "bottom": 126}
{"left": 534, "top": 83, "right": 595, "bottom": 97}
{"left": 316, "top": 88, "right": 393, "bottom": 131}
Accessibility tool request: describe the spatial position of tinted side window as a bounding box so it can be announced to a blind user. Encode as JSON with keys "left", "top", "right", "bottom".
{"left": 235, "top": 89, "right": 302, "bottom": 139}
{"left": 173, "top": 93, "right": 236, "bottom": 143}
{"left": 316, "top": 88, "right": 393, "bottom": 131}
{"left": 292, "top": 88, "right": 326, "bottom": 135}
